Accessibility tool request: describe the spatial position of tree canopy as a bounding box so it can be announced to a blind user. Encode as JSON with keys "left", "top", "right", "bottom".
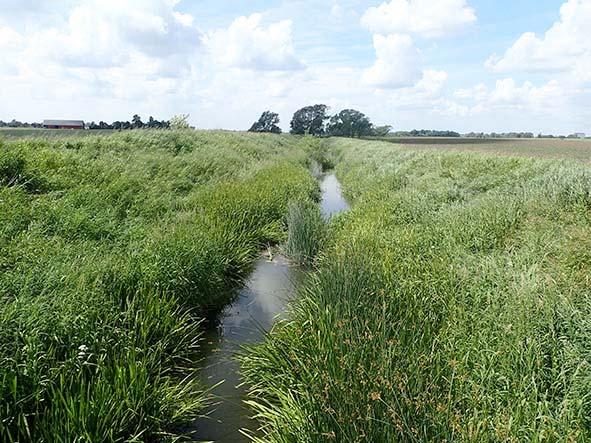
{"left": 326, "top": 109, "right": 374, "bottom": 138}
{"left": 290, "top": 104, "right": 329, "bottom": 136}
{"left": 248, "top": 111, "right": 282, "bottom": 133}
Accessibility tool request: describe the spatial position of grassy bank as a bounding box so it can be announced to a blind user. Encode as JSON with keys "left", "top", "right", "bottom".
{"left": 242, "top": 138, "right": 591, "bottom": 441}
{"left": 0, "top": 130, "right": 319, "bottom": 441}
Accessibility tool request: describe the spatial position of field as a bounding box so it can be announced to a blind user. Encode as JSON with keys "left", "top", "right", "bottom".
{"left": 0, "top": 130, "right": 320, "bottom": 441}
{"left": 2, "top": 131, "right": 591, "bottom": 441}
{"left": 0, "top": 128, "right": 115, "bottom": 139}
{"left": 370, "top": 136, "right": 591, "bottom": 162}
{"left": 242, "top": 137, "right": 591, "bottom": 441}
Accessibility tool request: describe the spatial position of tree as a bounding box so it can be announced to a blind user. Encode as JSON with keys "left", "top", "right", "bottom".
{"left": 290, "top": 104, "right": 329, "bottom": 136}
{"left": 131, "top": 114, "right": 143, "bottom": 129}
{"left": 248, "top": 111, "right": 282, "bottom": 133}
{"left": 326, "top": 109, "right": 374, "bottom": 138}
{"left": 373, "top": 125, "right": 393, "bottom": 137}
{"left": 169, "top": 114, "right": 191, "bottom": 130}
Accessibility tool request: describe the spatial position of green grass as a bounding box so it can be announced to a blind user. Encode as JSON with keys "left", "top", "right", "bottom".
{"left": 0, "top": 128, "right": 116, "bottom": 139}
{"left": 242, "top": 138, "right": 591, "bottom": 442}
{"left": 0, "top": 130, "right": 320, "bottom": 441}
{"left": 367, "top": 136, "right": 591, "bottom": 163}
{"left": 284, "top": 200, "right": 325, "bottom": 265}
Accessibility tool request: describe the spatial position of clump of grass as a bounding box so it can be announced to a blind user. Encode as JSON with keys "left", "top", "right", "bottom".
{"left": 285, "top": 200, "right": 325, "bottom": 265}
{"left": 242, "top": 138, "right": 591, "bottom": 442}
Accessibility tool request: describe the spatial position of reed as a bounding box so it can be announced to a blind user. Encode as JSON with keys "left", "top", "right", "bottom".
{"left": 285, "top": 200, "right": 325, "bottom": 265}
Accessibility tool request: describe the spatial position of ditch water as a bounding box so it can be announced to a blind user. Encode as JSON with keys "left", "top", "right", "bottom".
{"left": 192, "top": 173, "right": 349, "bottom": 442}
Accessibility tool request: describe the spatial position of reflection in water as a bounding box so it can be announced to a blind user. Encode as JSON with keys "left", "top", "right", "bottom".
{"left": 192, "top": 173, "right": 348, "bottom": 442}
{"left": 320, "top": 173, "right": 350, "bottom": 219}
{"left": 193, "top": 255, "right": 304, "bottom": 442}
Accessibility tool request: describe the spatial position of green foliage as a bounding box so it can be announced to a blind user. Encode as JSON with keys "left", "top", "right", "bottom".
{"left": 242, "top": 138, "right": 591, "bottom": 442}
{"left": 285, "top": 200, "right": 325, "bottom": 265}
{"left": 290, "top": 104, "right": 329, "bottom": 136}
{"left": 0, "top": 130, "right": 319, "bottom": 441}
{"left": 326, "top": 109, "right": 373, "bottom": 138}
{"left": 249, "top": 111, "right": 282, "bottom": 134}
{"left": 168, "top": 113, "right": 191, "bottom": 130}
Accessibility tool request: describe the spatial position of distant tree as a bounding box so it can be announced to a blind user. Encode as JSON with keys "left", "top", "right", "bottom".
{"left": 405, "top": 129, "right": 461, "bottom": 137}
{"left": 290, "top": 104, "right": 329, "bottom": 136}
{"left": 248, "top": 111, "right": 282, "bottom": 133}
{"left": 169, "top": 114, "right": 191, "bottom": 130}
{"left": 131, "top": 114, "right": 144, "bottom": 129}
{"left": 372, "top": 125, "right": 393, "bottom": 137}
{"left": 327, "top": 109, "right": 373, "bottom": 137}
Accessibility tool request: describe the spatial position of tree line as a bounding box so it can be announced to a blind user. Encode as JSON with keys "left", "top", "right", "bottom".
{"left": 0, "top": 114, "right": 186, "bottom": 130}
{"left": 0, "top": 120, "right": 43, "bottom": 128}
{"left": 465, "top": 131, "right": 535, "bottom": 139}
{"left": 248, "top": 105, "right": 392, "bottom": 138}
{"left": 393, "top": 129, "right": 461, "bottom": 137}
{"left": 87, "top": 115, "right": 170, "bottom": 130}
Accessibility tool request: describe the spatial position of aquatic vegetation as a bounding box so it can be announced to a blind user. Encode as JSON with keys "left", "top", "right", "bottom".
{"left": 285, "top": 200, "right": 325, "bottom": 265}
{"left": 242, "top": 138, "right": 591, "bottom": 442}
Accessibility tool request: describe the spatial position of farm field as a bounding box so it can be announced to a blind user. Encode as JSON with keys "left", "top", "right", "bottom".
{"left": 0, "top": 130, "right": 320, "bottom": 441}
{"left": 0, "top": 128, "right": 115, "bottom": 139}
{"left": 370, "top": 136, "right": 591, "bottom": 162}
{"left": 243, "top": 137, "right": 591, "bottom": 441}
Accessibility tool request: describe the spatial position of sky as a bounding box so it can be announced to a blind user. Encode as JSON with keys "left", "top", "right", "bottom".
{"left": 0, "top": 0, "right": 590, "bottom": 134}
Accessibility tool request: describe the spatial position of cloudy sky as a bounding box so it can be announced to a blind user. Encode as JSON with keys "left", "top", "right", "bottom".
{"left": 0, "top": 0, "right": 590, "bottom": 134}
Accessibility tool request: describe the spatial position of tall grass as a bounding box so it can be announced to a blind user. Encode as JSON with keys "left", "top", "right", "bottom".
{"left": 242, "top": 138, "right": 591, "bottom": 441}
{"left": 285, "top": 200, "right": 325, "bottom": 265}
{"left": 0, "top": 130, "right": 319, "bottom": 441}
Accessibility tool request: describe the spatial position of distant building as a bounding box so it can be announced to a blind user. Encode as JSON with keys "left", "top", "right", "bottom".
{"left": 42, "top": 119, "right": 85, "bottom": 129}
{"left": 574, "top": 133, "right": 586, "bottom": 139}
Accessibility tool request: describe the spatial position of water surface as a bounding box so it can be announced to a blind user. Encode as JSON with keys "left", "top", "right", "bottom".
{"left": 192, "top": 172, "right": 348, "bottom": 441}
{"left": 319, "top": 173, "right": 349, "bottom": 219}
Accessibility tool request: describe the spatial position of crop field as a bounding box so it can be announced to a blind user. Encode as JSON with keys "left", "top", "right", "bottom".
{"left": 0, "top": 130, "right": 320, "bottom": 441}
{"left": 371, "top": 136, "right": 591, "bottom": 163}
{"left": 2, "top": 132, "right": 591, "bottom": 442}
{"left": 0, "top": 128, "right": 116, "bottom": 139}
{"left": 243, "top": 138, "right": 591, "bottom": 441}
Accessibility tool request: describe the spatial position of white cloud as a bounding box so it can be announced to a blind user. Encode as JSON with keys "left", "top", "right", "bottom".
{"left": 454, "top": 83, "right": 488, "bottom": 101}
{"left": 415, "top": 69, "right": 448, "bottom": 96}
{"left": 363, "top": 34, "right": 421, "bottom": 88}
{"left": 0, "top": 26, "right": 23, "bottom": 48}
{"left": 486, "top": 0, "right": 591, "bottom": 78}
{"left": 448, "top": 78, "right": 566, "bottom": 115}
{"left": 204, "top": 13, "right": 303, "bottom": 71}
{"left": 34, "top": 0, "right": 201, "bottom": 69}
{"left": 361, "top": 0, "right": 477, "bottom": 38}
{"left": 331, "top": 3, "right": 344, "bottom": 18}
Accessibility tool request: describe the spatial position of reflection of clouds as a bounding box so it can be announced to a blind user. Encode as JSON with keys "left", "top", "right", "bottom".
{"left": 320, "top": 174, "right": 350, "bottom": 219}
{"left": 220, "top": 256, "right": 301, "bottom": 344}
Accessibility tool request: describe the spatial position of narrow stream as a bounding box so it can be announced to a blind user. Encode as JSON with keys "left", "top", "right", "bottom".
{"left": 192, "top": 173, "right": 349, "bottom": 442}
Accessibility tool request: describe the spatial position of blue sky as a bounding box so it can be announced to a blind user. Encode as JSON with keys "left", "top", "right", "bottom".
{"left": 0, "top": 0, "right": 589, "bottom": 134}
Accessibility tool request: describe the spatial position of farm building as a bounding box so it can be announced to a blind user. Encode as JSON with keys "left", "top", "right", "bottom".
{"left": 42, "top": 119, "right": 85, "bottom": 129}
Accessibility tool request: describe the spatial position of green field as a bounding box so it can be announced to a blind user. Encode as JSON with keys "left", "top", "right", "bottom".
{"left": 0, "top": 128, "right": 115, "bottom": 139}
{"left": 2, "top": 132, "right": 591, "bottom": 441}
